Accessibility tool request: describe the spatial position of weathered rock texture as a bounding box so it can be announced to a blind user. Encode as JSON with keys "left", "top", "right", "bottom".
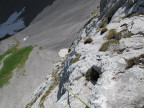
{"left": 0, "top": 1, "right": 101, "bottom": 108}
{"left": 28, "top": 0, "right": 144, "bottom": 108}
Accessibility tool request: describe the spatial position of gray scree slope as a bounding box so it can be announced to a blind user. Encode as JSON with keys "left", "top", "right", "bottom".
{"left": 0, "top": 0, "right": 100, "bottom": 108}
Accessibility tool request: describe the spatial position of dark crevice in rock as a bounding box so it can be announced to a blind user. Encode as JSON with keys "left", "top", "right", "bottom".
{"left": 85, "top": 65, "right": 101, "bottom": 84}
{"left": 107, "top": 17, "right": 112, "bottom": 23}
{"left": 99, "top": 0, "right": 127, "bottom": 20}
{"left": 126, "top": 54, "right": 144, "bottom": 69}
{"left": 84, "top": 37, "right": 93, "bottom": 44}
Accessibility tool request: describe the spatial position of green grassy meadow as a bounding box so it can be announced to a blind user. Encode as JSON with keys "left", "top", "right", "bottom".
{"left": 0, "top": 46, "right": 33, "bottom": 88}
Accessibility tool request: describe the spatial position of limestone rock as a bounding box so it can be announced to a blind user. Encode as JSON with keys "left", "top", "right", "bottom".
{"left": 27, "top": 0, "right": 144, "bottom": 108}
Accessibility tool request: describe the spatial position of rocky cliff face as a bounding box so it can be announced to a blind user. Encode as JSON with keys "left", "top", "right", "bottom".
{"left": 27, "top": 0, "right": 144, "bottom": 108}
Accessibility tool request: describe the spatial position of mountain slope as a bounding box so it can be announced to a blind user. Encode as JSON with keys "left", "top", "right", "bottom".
{"left": 28, "top": 0, "right": 144, "bottom": 108}
{"left": 0, "top": 0, "right": 100, "bottom": 108}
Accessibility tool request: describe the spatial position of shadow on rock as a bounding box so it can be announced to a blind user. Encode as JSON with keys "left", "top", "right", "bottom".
{"left": 57, "top": 58, "right": 72, "bottom": 101}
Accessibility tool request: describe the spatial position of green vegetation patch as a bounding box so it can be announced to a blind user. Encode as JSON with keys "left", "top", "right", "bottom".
{"left": 39, "top": 46, "right": 43, "bottom": 50}
{"left": 106, "top": 29, "right": 118, "bottom": 40}
{"left": 106, "top": 29, "right": 132, "bottom": 40}
{"left": 26, "top": 94, "right": 40, "bottom": 108}
{"left": 99, "top": 17, "right": 108, "bottom": 28}
{"left": 118, "top": 29, "right": 133, "bottom": 38}
{"left": 0, "top": 46, "right": 33, "bottom": 88}
{"left": 122, "top": 12, "right": 140, "bottom": 19}
{"left": 96, "top": 28, "right": 102, "bottom": 33}
{"left": 90, "top": 9, "right": 98, "bottom": 17}
{"left": 39, "top": 83, "right": 55, "bottom": 107}
{"left": 26, "top": 68, "right": 60, "bottom": 108}
{"left": 39, "top": 69, "right": 60, "bottom": 108}
{"left": 126, "top": 54, "right": 144, "bottom": 69}
{"left": 101, "top": 27, "right": 108, "bottom": 35}
{"left": 72, "top": 54, "right": 81, "bottom": 64}
{"left": 85, "top": 67, "right": 100, "bottom": 81}
{"left": 99, "top": 40, "right": 119, "bottom": 51}
{"left": 124, "top": 30, "right": 133, "bottom": 38}
{"left": 84, "top": 36, "right": 93, "bottom": 44}
{"left": 0, "top": 45, "right": 17, "bottom": 62}
{"left": 125, "top": 32, "right": 133, "bottom": 38}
